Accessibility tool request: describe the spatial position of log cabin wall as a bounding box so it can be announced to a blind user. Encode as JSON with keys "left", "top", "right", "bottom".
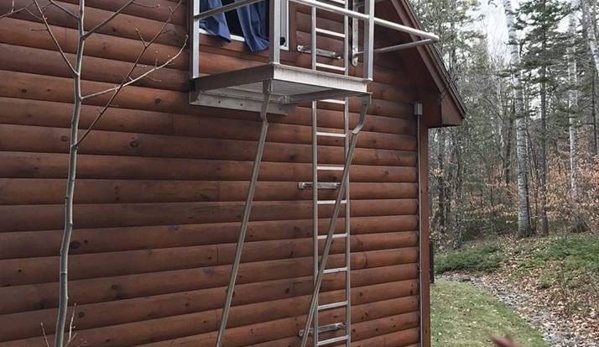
{"left": 0, "top": 0, "right": 426, "bottom": 346}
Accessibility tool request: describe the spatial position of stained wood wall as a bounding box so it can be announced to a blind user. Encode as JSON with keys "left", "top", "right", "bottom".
{"left": 0, "top": 0, "right": 424, "bottom": 346}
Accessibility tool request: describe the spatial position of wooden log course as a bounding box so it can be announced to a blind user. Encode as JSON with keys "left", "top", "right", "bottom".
{"left": 0, "top": 198, "right": 418, "bottom": 232}
{"left": 353, "top": 329, "right": 419, "bottom": 347}
{"left": 0, "top": 124, "right": 416, "bottom": 166}
{"left": 1, "top": 42, "right": 394, "bottom": 100}
{"left": 0, "top": 97, "right": 417, "bottom": 141}
{"left": 249, "top": 313, "right": 419, "bottom": 347}
{"left": 0, "top": 152, "right": 418, "bottom": 183}
{"left": 0, "top": 0, "right": 188, "bottom": 47}
{"left": 0, "top": 279, "right": 417, "bottom": 341}
{"left": 0, "top": 235, "right": 417, "bottom": 286}
{"left": 0, "top": 179, "right": 417, "bottom": 205}
{"left": 0, "top": 216, "right": 418, "bottom": 259}
{"left": 56, "top": 0, "right": 189, "bottom": 26}
{"left": 0, "top": 17, "right": 189, "bottom": 70}
{"left": 126, "top": 298, "right": 418, "bottom": 347}
{"left": 0, "top": 52, "right": 412, "bottom": 118}
{"left": 1, "top": 294, "right": 418, "bottom": 347}
{"left": 0, "top": 258, "right": 418, "bottom": 315}
{"left": 0, "top": 71, "right": 412, "bottom": 132}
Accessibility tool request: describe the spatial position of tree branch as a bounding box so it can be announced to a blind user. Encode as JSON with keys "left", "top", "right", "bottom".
{"left": 48, "top": 0, "right": 79, "bottom": 19}
{"left": 76, "top": 0, "right": 184, "bottom": 145}
{"left": 0, "top": 0, "right": 35, "bottom": 20}
{"left": 81, "top": 0, "right": 137, "bottom": 40}
{"left": 32, "top": 0, "right": 76, "bottom": 75}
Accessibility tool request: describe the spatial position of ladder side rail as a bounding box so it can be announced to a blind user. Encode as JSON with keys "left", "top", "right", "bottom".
{"left": 343, "top": 2, "right": 350, "bottom": 345}
{"left": 311, "top": 4, "right": 318, "bottom": 346}
{"left": 270, "top": 0, "right": 281, "bottom": 64}
{"left": 363, "top": 0, "right": 374, "bottom": 80}
{"left": 299, "top": 95, "right": 371, "bottom": 347}
{"left": 215, "top": 81, "right": 273, "bottom": 347}
{"left": 190, "top": 0, "right": 200, "bottom": 79}
{"left": 343, "top": 98, "right": 351, "bottom": 347}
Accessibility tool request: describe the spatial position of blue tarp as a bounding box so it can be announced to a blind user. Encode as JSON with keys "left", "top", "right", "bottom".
{"left": 200, "top": 0, "right": 269, "bottom": 52}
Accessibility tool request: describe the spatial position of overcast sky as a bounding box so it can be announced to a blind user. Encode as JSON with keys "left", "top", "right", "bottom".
{"left": 478, "top": 0, "right": 511, "bottom": 60}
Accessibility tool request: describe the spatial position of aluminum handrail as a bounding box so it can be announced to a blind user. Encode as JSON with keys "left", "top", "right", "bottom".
{"left": 354, "top": 38, "right": 435, "bottom": 55}
{"left": 192, "top": 0, "right": 438, "bottom": 40}
{"left": 289, "top": 0, "right": 438, "bottom": 40}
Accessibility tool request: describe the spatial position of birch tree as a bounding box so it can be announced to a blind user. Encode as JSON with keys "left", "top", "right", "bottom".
{"left": 581, "top": 0, "right": 599, "bottom": 75}
{"left": 568, "top": 5, "right": 580, "bottom": 202}
{"left": 503, "top": 0, "right": 534, "bottom": 237}
{"left": 2, "top": 1, "right": 186, "bottom": 346}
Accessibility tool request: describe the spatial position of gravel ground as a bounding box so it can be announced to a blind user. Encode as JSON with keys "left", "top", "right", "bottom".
{"left": 439, "top": 273, "right": 598, "bottom": 347}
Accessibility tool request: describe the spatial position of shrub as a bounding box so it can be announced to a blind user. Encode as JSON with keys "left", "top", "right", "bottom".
{"left": 435, "top": 243, "right": 504, "bottom": 274}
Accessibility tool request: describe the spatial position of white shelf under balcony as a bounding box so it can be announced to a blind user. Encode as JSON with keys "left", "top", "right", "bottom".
{"left": 189, "top": 63, "right": 369, "bottom": 115}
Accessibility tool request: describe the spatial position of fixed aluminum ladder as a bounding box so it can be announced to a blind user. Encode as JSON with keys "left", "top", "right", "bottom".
{"left": 296, "top": 1, "right": 370, "bottom": 346}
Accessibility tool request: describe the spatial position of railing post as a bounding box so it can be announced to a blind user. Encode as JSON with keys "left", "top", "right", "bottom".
{"left": 190, "top": 0, "right": 200, "bottom": 79}
{"left": 363, "top": 0, "right": 374, "bottom": 80}
{"left": 270, "top": 0, "right": 281, "bottom": 64}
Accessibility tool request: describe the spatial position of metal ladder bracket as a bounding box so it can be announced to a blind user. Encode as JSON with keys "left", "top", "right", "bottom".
{"left": 298, "top": 182, "right": 341, "bottom": 190}
{"left": 298, "top": 323, "right": 346, "bottom": 338}
{"left": 297, "top": 45, "right": 342, "bottom": 59}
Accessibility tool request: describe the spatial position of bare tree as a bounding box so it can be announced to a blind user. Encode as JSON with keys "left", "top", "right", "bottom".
{"left": 503, "top": 0, "right": 534, "bottom": 237}
{"left": 581, "top": 0, "right": 599, "bottom": 75}
{"left": 568, "top": 5, "right": 580, "bottom": 202}
{"left": 2, "top": 1, "right": 186, "bottom": 346}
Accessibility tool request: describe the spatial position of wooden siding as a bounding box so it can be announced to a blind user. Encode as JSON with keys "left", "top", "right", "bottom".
{"left": 0, "top": 0, "right": 424, "bottom": 346}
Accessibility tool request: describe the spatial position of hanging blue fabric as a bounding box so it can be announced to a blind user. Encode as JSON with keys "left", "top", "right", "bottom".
{"left": 199, "top": 0, "right": 232, "bottom": 42}
{"left": 235, "top": 0, "right": 269, "bottom": 52}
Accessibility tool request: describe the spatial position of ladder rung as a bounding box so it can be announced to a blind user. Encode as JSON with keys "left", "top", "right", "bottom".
{"left": 319, "top": 99, "right": 346, "bottom": 104}
{"left": 317, "top": 233, "right": 348, "bottom": 240}
{"left": 316, "top": 62, "right": 346, "bottom": 72}
{"left": 317, "top": 165, "right": 344, "bottom": 171}
{"left": 318, "top": 335, "right": 349, "bottom": 346}
{"left": 316, "top": 131, "right": 347, "bottom": 138}
{"left": 318, "top": 300, "right": 349, "bottom": 311}
{"left": 317, "top": 200, "right": 347, "bottom": 205}
{"left": 315, "top": 27, "right": 346, "bottom": 39}
{"left": 323, "top": 267, "right": 348, "bottom": 274}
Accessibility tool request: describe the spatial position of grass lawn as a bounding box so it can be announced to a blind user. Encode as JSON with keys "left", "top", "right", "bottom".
{"left": 431, "top": 280, "right": 548, "bottom": 347}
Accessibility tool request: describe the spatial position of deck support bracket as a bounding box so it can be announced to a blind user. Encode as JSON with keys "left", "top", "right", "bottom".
{"left": 215, "top": 80, "right": 273, "bottom": 347}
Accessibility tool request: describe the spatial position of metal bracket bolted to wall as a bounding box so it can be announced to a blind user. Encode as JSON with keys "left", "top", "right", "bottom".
{"left": 298, "top": 182, "right": 341, "bottom": 190}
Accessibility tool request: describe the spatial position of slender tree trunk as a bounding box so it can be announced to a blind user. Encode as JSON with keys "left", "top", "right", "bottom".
{"left": 539, "top": 44, "right": 549, "bottom": 235}
{"left": 567, "top": 7, "right": 589, "bottom": 232}
{"left": 568, "top": 11, "right": 580, "bottom": 202}
{"left": 54, "top": 2, "right": 85, "bottom": 346}
{"left": 503, "top": 0, "right": 533, "bottom": 237}
{"left": 504, "top": 109, "right": 514, "bottom": 184}
{"left": 594, "top": 71, "right": 599, "bottom": 155}
{"left": 452, "top": 130, "right": 464, "bottom": 249}
{"left": 581, "top": 0, "right": 599, "bottom": 75}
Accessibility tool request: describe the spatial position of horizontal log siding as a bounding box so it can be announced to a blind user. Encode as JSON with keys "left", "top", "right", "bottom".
{"left": 0, "top": 0, "right": 420, "bottom": 346}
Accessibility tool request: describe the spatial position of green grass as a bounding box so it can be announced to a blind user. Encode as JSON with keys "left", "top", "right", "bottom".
{"left": 431, "top": 280, "right": 548, "bottom": 347}
{"left": 435, "top": 242, "right": 504, "bottom": 274}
